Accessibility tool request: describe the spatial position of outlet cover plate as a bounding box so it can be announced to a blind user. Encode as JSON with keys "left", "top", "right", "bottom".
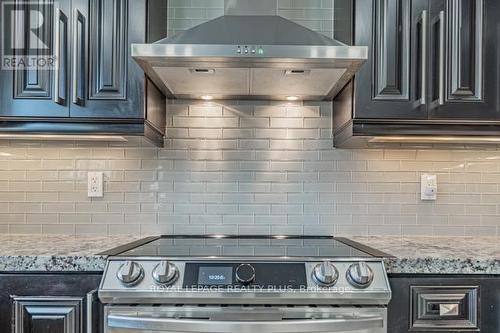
{"left": 421, "top": 174, "right": 437, "bottom": 201}
{"left": 88, "top": 172, "right": 103, "bottom": 198}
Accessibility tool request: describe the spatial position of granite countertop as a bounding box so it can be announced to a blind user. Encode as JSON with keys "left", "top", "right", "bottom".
{"left": 350, "top": 236, "right": 500, "bottom": 275}
{"left": 2, "top": 234, "right": 500, "bottom": 274}
{"left": 0, "top": 234, "right": 142, "bottom": 272}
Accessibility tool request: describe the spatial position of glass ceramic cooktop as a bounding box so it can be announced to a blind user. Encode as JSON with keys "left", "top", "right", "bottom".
{"left": 116, "top": 235, "right": 374, "bottom": 258}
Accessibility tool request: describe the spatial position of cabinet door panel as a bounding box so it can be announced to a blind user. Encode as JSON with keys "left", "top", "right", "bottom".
{"left": 0, "top": 0, "right": 70, "bottom": 117}
{"left": 429, "top": 0, "right": 499, "bottom": 119}
{"left": 12, "top": 2, "right": 53, "bottom": 100}
{"left": 71, "top": 8, "right": 87, "bottom": 106}
{"left": 0, "top": 274, "right": 101, "bottom": 332}
{"left": 447, "top": 0, "right": 482, "bottom": 102}
{"left": 388, "top": 275, "right": 500, "bottom": 333}
{"left": 88, "top": 0, "right": 127, "bottom": 100}
{"left": 372, "top": 0, "right": 410, "bottom": 100}
{"left": 13, "top": 296, "right": 82, "bottom": 333}
{"left": 70, "top": 0, "right": 145, "bottom": 119}
{"left": 353, "top": 0, "right": 428, "bottom": 119}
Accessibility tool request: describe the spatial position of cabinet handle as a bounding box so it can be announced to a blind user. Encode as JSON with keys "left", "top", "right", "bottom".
{"left": 53, "top": 8, "right": 68, "bottom": 105}
{"left": 86, "top": 289, "right": 98, "bottom": 333}
{"left": 438, "top": 10, "right": 446, "bottom": 105}
{"left": 420, "top": 10, "right": 428, "bottom": 106}
{"left": 72, "top": 9, "right": 86, "bottom": 106}
{"left": 439, "top": 303, "right": 460, "bottom": 316}
{"left": 107, "top": 314, "right": 385, "bottom": 332}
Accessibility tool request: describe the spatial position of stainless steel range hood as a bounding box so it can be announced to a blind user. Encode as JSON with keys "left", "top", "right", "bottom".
{"left": 131, "top": 0, "right": 368, "bottom": 101}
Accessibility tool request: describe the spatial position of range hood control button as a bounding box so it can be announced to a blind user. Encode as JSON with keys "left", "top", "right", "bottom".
{"left": 116, "top": 261, "right": 144, "bottom": 286}
{"left": 236, "top": 264, "right": 255, "bottom": 284}
{"left": 346, "top": 262, "right": 374, "bottom": 288}
{"left": 152, "top": 261, "right": 178, "bottom": 285}
{"left": 312, "top": 261, "right": 338, "bottom": 287}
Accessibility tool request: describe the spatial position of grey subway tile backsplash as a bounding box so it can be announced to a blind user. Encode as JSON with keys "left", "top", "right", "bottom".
{"left": 0, "top": 100, "right": 499, "bottom": 236}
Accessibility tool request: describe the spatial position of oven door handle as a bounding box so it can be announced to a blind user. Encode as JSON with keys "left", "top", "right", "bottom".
{"left": 107, "top": 314, "right": 384, "bottom": 333}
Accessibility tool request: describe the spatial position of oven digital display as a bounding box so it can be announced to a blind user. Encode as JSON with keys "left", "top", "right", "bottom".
{"left": 198, "top": 266, "right": 233, "bottom": 285}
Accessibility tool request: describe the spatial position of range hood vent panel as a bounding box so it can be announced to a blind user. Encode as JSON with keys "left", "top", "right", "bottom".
{"left": 132, "top": 15, "right": 368, "bottom": 101}
{"left": 151, "top": 66, "right": 347, "bottom": 100}
{"left": 154, "top": 67, "right": 250, "bottom": 96}
{"left": 251, "top": 68, "right": 346, "bottom": 96}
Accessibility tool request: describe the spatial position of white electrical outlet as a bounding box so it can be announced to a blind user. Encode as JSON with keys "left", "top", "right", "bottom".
{"left": 421, "top": 174, "right": 437, "bottom": 201}
{"left": 88, "top": 172, "right": 103, "bottom": 197}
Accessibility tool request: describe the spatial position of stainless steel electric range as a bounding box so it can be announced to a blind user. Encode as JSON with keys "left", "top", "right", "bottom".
{"left": 99, "top": 235, "right": 392, "bottom": 333}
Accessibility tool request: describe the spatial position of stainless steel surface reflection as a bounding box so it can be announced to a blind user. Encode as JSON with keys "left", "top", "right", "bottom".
{"left": 100, "top": 236, "right": 391, "bottom": 333}
{"left": 105, "top": 306, "right": 387, "bottom": 333}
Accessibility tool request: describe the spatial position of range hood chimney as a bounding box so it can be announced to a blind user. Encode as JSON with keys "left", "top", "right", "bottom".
{"left": 131, "top": 0, "right": 368, "bottom": 101}
{"left": 225, "top": 0, "right": 278, "bottom": 15}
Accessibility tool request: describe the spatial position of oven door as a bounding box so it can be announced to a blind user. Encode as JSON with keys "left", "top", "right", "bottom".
{"left": 104, "top": 306, "right": 387, "bottom": 333}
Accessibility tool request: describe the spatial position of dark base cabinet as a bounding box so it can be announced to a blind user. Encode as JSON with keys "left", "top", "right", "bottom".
{"left": 388, "top": 275, "right": 500, "bottom": 333}
{"left": 0, "top": 273, "right": 102, "bottom": 333}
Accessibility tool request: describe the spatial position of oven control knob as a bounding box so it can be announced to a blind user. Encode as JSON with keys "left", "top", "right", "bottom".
{"left": 152, "top": 261, "right": 178, "bottom": 285}
{"left": 346, "top": 262, "right": 374, "bottom": 288}
{"left": 312, "top": 261, "right": 338, "bottom": 287}
{"left": 116, "top": 261, "right": 144, "bottom": 286}
{"left": 236, "top": 264, "right": 255, "bottom": 285}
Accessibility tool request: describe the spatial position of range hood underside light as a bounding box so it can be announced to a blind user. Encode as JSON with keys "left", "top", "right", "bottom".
{"left": 368, "top": 136, "right": 500, "bottom": 144}
{"left": 143, "top": 63, "right": 353, "bottom": 101}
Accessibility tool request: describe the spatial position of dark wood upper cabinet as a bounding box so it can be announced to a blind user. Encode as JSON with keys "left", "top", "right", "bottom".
{"left": 338, "top": 0, "right": 497, "bottom": 123}
{"left": 372, "top": 0, "right": 411, "bottom": 101}
{"left": 0, "top": 0, "right": 71, "bottom": 117}
{"left": 0, "top": 0, "right": 155, "bottom": 120}
{"left": 351, "top": 0, "right": 428, "bottom": 120}
{"left": 429, "top": 0, "right": 498, "bottom": 119}
{"left": 70, "top": 0, "right": 146, "bottom": 118}
{"left": 88, "top": 0, "right": 128, "bottom": 101}
{"left": 0, "top": 0, "right": 167, "bottom": 146}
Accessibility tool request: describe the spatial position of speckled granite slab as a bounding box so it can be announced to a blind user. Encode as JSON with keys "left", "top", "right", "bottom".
{"left": 349, "top": 236, "right": 500, "bottom": 275}
{"left": 0, "top": 234, "right": 142, "bottom": 272}
{"left": 3, "top": 234, "right": 500, "bottom": 274}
